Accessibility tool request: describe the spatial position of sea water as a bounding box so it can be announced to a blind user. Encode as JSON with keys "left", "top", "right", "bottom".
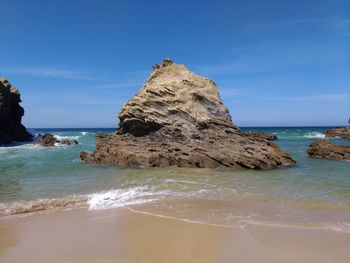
{"left": 0, "top": 127, "right": 349, "bottom": 232}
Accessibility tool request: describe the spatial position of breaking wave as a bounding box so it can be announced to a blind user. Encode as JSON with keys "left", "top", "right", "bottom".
{"left": 303, "top": 132, "right": 326, "bottom": 139}
{"left": 0, "top": 187, "right": 165, "bottom": 217}
{"left": 1, "top": 188, "right": 350, "bottom": 234}
{"left": 0, "top": 142, "right": 38, "bottom": 150}
{"left": 87, "top": 186, "right": 161, "bottom": 210}
{"left": 53, "top": 134, "right": 80, "bottom": 141}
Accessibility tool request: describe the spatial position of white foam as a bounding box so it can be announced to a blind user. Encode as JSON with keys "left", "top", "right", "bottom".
{"left": 304, "top": 132, "right": 326, "bottom": 139}
{"left": 87, "top": 186, "right": 159, "bottom": 210}
{"left": 81, "top": 132, "right": 90, "bottom": 136}
{"left": 53, "top": 142, "right": 76, "bottom": 147}
{"left": 53, "top": 134, "right": 80, "bottom": 140}
{"left": 125, "top": 206, "right": 238, "bottom": 229}
{"left": 240, "top": 219, "right": 350, "bottom": 234}
{"left": 0, "top": 195, "right": 87, "bottom": 216}
{"left": 0, "top": 143, "right": 38, "bottom": 150}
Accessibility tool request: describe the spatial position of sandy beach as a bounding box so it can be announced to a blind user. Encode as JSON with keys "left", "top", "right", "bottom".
{"left": 1, "top": 207, "right": 350, "bottom": 263}
{"left": 2, "top": 0, "right": 350, "bottom": 262}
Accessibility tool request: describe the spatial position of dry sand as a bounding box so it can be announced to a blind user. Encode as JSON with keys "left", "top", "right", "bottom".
{"left": 0, "top": 207, "right": 349, "bottom": 263}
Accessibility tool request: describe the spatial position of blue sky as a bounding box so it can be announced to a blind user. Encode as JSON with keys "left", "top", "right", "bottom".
{"left": 1, "top": 0, "right": 349, "bottom": 128}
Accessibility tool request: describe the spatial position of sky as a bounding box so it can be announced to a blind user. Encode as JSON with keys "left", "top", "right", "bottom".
{"left": 1, "top": 0, "right": 349, "bottom": 128}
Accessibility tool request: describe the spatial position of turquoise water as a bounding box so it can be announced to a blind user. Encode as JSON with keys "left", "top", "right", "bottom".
{"left": 0, "top": 127, "right": 349, "bottom": 231}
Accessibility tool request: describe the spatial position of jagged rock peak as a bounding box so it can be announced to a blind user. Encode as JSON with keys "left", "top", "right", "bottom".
{"left": 152, "top": 58, "right": 174, "bottom": 70}
{"left": 117, "top": 59, "right": 238, "bottom": 137}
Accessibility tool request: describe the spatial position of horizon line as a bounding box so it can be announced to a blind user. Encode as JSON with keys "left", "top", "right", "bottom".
{"left": 26, "top": 125, "right": 344, "bottom": 129}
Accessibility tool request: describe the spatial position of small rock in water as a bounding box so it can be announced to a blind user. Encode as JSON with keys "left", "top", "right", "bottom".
{"left": 60, "top": 139, "right": 79, "bottom": 145}
{"left": 35, "top": 133, "right": 78, "bottom": 147}
{"left": 242, "top": 131, "right": 278, "bottom": 141}
{"left": 307, "top": 139, "right": 350, "bottom": 161}
{"left": 325, "top": 126, "right": 350, "bottom": 140}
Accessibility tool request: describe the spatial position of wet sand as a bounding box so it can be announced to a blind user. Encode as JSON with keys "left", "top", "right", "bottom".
{"left": 0, "top": 207, "right": 350, "bottom": 263}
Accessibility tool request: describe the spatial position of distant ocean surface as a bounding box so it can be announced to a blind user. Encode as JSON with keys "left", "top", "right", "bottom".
{"left": 1, "top": 127, "right": 350, "bottom": 233}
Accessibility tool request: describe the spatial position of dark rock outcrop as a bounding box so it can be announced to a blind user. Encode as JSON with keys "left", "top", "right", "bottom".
{"left": 60, "top": 139, "right": 79, "bottom": 146}
{"left": 81, "top": 59, "right": 295, "bottom": 169}
{"left": 35, "top": 133, "right": 58, "bottom": 147}
{"left": 325, "top": 126, "right": 350, "bottom": 140}
{"left": 243, "top": 131, "right": 278, "bottom": 141}
{"left": 307, "top": 140, "right": 350, "bottom": 161}
{"left": 35, "top": 133, "right": 78, "bottom": 147}
{"left": 0, "top": 77, "right": 33, "bottom": 144}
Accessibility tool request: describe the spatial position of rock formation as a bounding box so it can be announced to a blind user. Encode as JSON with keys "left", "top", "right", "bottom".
{"left": 307, "top": 140, "right": 350, "bottom": 161}
{"left": 81, "top": 59, "right": 295, "bottom": 169}
{"left": 243, "top": 131, "right": 277, "bottom": 141}
{"left": 325, "top": 126, "right": 350, "bottom": 140}
{"left": 0, "top": 77, "right": 33, "bottom": 144}
{"left": 35, "top": 133, "right": 78, "bottom": 147}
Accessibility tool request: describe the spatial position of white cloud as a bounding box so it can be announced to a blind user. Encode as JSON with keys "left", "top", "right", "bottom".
{"left": 0, "top": 67, "right": 108, "bottom": 81}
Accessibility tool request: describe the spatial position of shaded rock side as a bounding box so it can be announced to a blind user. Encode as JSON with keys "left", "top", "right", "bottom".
{"left": 81, "top": 59, "right": 295, "bottom": 169}
{"left": 0, "top": 77, "right": 33, "bottom": 144}
{"left": 325, "top": 126, "right": 350, "bottom": 140}
{"left": 35, "top": 133, "right": 78, "bottom": 147}
{"left": 307, "top": 140, "right": 350, "bottom": 161}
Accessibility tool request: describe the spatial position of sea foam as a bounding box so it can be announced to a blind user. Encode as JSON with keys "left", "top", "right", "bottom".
{"left": 53, "top": 134, "right": 80, "bottom": 140}
{"left": 0, "top": 187, "right": 159, "bottom": 216}
{"left": 303, "top": 132, "right": 326, "bottom": 139}
{"left": 0, "top": 196, "right": 87, "bottom": 216}
{"left": 87, "top": 186, "right": 159, "bottom": 210}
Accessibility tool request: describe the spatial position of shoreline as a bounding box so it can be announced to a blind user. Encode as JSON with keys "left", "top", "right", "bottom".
{"left": 1, "top": 191, "right": 350, "bottom": 234}
{"left": 1, "top": 207, "right": 350, "bottom": 263}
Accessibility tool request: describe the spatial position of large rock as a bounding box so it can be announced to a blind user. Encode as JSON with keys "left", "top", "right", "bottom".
{"left": 35, "top": 133, "right": 78, "bottom": 147}
{"left": 325, "top": 126, "right": 350, "bottom": 140}
{"left": 0, "top": 77, "right": 33, "bottom": 144}
{"left": 307, "top": 140, "right": 350, "bottom": 161}
{"left": 81, "top": 59, "right": 295, "bottom": 169}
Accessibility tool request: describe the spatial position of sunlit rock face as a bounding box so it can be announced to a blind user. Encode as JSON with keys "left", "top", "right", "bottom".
{"left": 81, "top": 59, "right": 295, "bottom": 169}
{"left": 308, "top": 140, "right": 350, "bottom": 161}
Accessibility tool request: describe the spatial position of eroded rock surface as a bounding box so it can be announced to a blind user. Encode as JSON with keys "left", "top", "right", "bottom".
{"left": 35, "top": 133, "right": 78, "bottom": 147}
{"left": 0, "top": 77, "right": 33, "bottom": 144}
{"left": 243, "top": 131, "right": 277, "bottom": 141}
{"left": 325, "top": 126, "right": 350, "bottom": 140}
{"left": 307, "top": 140, "right": 350, "bottom": 161}
{"left": 81, "top": 59, "right": 295, "bottom": 169}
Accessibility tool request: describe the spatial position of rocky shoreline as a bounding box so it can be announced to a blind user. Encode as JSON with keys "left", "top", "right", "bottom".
{"left": 81, "top": 59, "right": 295, "bottom": 169}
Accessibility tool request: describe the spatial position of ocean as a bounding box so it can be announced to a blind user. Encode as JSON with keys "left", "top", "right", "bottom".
{"left": 0, "top": 127, "right": 349, "bottom": 233}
